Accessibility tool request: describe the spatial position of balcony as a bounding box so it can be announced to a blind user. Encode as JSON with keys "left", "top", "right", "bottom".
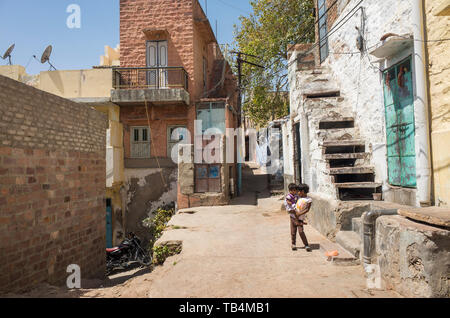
{"left": 111, "top": 67, "right": 190, "bottom": 106}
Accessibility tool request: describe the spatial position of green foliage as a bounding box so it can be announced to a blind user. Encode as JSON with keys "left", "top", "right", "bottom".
{"left": 143, "top": 208, "right": 175, "bottom": 251}
{"left": 152, "top": 244, "right": 182, "bottom": 265}
{"left": 233, "top": 0, "right": 315, "bottom": 126}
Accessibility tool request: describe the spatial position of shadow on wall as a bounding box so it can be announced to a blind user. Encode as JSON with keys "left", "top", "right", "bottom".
{"left": 124, "top": 168, "right": 178, "bottom": 245}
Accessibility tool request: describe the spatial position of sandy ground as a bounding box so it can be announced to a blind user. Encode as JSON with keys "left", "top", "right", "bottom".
{"left": 4, "top": 165, "right": 399, "bottom": 298}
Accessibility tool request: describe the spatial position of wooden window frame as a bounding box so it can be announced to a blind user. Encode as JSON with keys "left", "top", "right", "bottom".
{"left": 130, "top": 126, "right": 151, "bottom": 159}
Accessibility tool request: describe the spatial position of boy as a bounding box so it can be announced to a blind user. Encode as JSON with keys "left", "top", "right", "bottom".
{"left": 291, "top": 184, "right": 312, "bottom": 252}
{"left": 284, "top": 183, "right": 298, "bottom": 216}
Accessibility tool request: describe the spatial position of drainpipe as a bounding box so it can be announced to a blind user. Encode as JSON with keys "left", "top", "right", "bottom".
{"left": 412, "top": 0, "right": 432, "bottom": 207}
{"left": 363, "top": 209, "right": 398, "bottom": 265}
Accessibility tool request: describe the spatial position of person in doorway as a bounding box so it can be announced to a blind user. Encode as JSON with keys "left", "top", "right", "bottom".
{"left": 291, "top": 184, "right": 312, "bottom": 252}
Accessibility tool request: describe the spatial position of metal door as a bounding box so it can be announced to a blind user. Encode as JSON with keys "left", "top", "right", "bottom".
{"left": 383, "top": 56, "right": 416, "bottom": 187}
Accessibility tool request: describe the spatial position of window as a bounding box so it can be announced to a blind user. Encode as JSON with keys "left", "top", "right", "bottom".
{"left": 131, "top": 127, "right": 151, "bottom": 158}
{"left": 318, "top": 0, "right": 329, "bottom": 63}
{"left": 195, "top": 164, "right": 221, "bottom": 193}
{"left": 167, "top": 125, "right": 188, "bottom": 160}
{"left": 196, "top": 102, "right": 226, "bottom": 134}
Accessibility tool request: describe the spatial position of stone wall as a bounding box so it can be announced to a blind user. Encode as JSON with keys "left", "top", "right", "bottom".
{"left": 376, "top": 215, "right": 450, "bottom": 297}
{"left": 0, "top": 75, "right": 107, "bottom": 293}
{"left": 425, "top": 0, "right": 450, "bottom": 207}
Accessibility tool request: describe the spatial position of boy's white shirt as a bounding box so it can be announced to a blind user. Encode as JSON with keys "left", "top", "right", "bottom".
{"left": 295, "top": 197, "right": 312, "bottom": 221}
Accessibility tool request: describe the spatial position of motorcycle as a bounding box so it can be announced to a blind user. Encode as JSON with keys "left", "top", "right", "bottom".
{"left": 106, "top": 232, "right": 152, "bottom": 275}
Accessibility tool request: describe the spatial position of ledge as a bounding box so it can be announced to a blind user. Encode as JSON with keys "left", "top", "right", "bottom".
{"left": 111, "top": 88, "right": 190, "bottom": 106}
{"left": 125, "top": 158, "right": 177, "bottom": 169}
{"left": 369, "top": 35, "right": 413, "bottom": 59}
{"left": 398, "top": 207, "right": 450, "bottom": 228}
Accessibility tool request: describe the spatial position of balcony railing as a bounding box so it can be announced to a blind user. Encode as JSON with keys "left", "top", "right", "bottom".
{"left": 112, "top": 67, "right": 189, "bottom": 90}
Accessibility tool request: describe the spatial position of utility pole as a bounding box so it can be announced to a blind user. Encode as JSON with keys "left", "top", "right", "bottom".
{"left": 230, "top": 51, "right": 265, "bottom": 128}
{"left": 230, "top": 51, "right": 265, "bottom": 197}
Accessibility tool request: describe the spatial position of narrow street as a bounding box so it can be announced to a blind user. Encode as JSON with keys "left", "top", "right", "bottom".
{"left": 72, "top": 165, "right": 398, "bottom": 298}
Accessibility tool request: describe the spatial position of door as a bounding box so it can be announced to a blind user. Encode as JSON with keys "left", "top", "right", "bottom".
{"left": 167, "top": 125, "right": 188, "bottom": 162}
{"left": 383, "top": 56, "right": 416, "bottom": 187}
{"left": 146, "top": 41, "right": 168, "bottom": 88}
{"left": 106, "top": 199, "right": 113, "bottom": 248}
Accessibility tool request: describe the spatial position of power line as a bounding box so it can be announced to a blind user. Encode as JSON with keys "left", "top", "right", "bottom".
{"left": 215, "top": 0, "right": 250, "bottom": 15}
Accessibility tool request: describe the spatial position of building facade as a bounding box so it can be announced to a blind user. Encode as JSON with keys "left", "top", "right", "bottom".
{"left": 286, "top": 0, "right": 448, "bottom": 208}
{"left": 113, "top": 0, "right": 239, "bottom": 241}
{"left": 0, "top": 0, "right": 239, "bottom": 247}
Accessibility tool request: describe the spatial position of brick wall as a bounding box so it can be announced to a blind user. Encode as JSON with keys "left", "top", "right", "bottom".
{"left": 0, "top": 74, "right": 107, "bottom": 293}
{"left": 120, "top": 0, "right": 194, "bottom": 81}
{"left": 121, "top": 105, "right": 188, "bottom": 159}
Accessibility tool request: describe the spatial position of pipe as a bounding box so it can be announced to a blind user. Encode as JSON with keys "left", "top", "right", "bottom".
{"left": 363, "top": 209, "right": 398, "bottom": 265}
{"left": 412, "top": 0, "right": 432, "bottom": 207}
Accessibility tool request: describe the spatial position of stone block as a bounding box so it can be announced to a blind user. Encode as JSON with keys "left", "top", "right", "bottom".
{"left": 376, "top": 215, "right": 450, "bottom": 297}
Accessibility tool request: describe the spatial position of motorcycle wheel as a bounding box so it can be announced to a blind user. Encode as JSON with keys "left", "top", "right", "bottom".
{"left": 137, "top": 251, "right": 152, "bottom": 266}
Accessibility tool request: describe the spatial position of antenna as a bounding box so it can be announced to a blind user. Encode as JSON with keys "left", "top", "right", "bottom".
{"left": 40, "top": 45, "right": 57, "bottom": 70}
{"left": 2, "top": 44, "right": 15, "bottom": 65}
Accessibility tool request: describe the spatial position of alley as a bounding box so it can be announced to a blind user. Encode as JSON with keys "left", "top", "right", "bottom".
{"left": 75, "top": 165, "right": 398, "bottom": 298}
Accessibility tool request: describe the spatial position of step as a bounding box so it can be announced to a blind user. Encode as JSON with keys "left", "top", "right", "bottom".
{"left": 323, "top": 140, "right": 365, "bottom": 147}
{"left": 336, "top": 231, "right": 361, "bottom": 259}
{"left": 334, "top": 182, "right": 382, "bottom": 189}
{"left": 305, "top": 90, "right": 340, "bottom": 99}
{"left": 325, "top": 153, "right": 368, "bottom": 160}
{"left": 319, "top": 118, "right": 355, "bottom": 130}
{"left": 329, "top": 167, "right": 375, "bottom": 175}
{"left": 352, "top": 217, "right": 363, "bottom": 237}
{"left": 319, "top": 237, "right": 360, "bottom": 266}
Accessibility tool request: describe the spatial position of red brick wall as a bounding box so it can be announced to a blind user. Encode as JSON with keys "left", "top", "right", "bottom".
{"left": 120, "top": 0, "right": 195, "bottom": 87}
{"left": 121, "top": 105, "right": 188, "bottom": 158}
{"left": 0, "top": 75, "right": 107, "bottom": 293}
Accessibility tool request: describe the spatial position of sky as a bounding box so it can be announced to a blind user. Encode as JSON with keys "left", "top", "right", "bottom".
{"left": 0, "top": 0, "right": 252, "bottom": 75}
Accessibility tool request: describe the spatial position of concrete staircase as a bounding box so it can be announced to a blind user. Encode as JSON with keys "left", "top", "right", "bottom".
{"left": 301, "top": 67, "right": 382, "bottom": 201}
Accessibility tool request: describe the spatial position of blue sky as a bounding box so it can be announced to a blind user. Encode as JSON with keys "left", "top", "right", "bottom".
{"left": 0, "top": 0, "right": 252, "bottom": 75}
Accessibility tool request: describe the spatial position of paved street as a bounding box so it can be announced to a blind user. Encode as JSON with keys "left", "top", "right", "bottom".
{"left": 75, "top": 166, "right": 398, "bottom": 298}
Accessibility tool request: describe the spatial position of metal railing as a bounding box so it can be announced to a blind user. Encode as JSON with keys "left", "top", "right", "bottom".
{"left": 112, "top": 67, "right": 189, "bottom": 90}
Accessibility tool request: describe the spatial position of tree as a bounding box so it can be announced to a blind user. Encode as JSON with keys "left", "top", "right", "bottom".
{"left": 233, "top": 0, "right": 315, "bottom": 127}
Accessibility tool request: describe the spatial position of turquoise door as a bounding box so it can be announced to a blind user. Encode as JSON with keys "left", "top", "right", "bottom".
{"left": 106, "top": 201, "right": 113, "bottom": 248}
{"left": 383, "top": 57, "right": 416, "bottom": 188}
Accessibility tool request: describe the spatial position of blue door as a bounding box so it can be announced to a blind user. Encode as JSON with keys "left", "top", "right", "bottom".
{"left": 106, "top": 200, "right": 113, "bottom": 248}
{"left": 383, "top": 56, "right": 416, "bottom": 188}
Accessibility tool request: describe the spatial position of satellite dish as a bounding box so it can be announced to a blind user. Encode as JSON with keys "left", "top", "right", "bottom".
{"left": 2, "top": 44, "right": 15, "bottom": 65}
{"left": 40, "top": 45, "right": 56, "bottom": 70}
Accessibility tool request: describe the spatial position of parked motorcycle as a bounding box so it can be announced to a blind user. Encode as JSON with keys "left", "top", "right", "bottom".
{"left": 106, "top": 232, "right": 152, "bottom": 275}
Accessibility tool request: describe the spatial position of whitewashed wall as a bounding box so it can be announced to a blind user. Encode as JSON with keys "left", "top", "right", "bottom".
{"left": 288, "top": 0, "right": 422, "bottom": 203}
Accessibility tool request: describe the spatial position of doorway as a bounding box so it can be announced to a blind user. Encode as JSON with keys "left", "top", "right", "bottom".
{"left": 146, "top": 40, "right": 168, "bottom": 88}
{"left": 106, "top": 199, "right": 113, "bottom": 248}
{"left": 383, "top": 56, "right": 416, "bottom": 188}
